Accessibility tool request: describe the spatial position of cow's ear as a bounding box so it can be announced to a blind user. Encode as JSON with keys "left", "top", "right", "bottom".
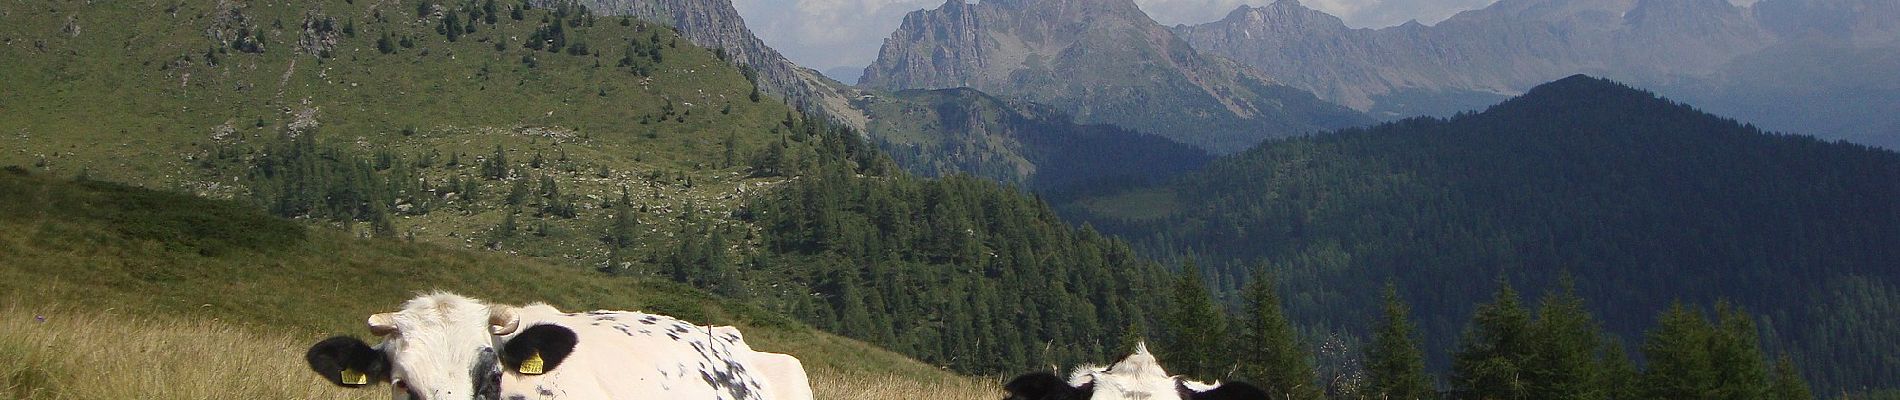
{"left": 306, "top": 336, "right": 388, "bottom": 388}
{"left": 500, "top": 324, "right": 578, "bottom": 375}
{"left": 1184, "top": 381, "right": 1268, "bottom": 400}
{"left": 1004, "top": 372, "right": 1083, "bottom": 400}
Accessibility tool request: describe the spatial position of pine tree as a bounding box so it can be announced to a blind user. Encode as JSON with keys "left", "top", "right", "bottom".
{"left": 1528, "top": 281, "right": 1608, "bottom": 400}
{"left": 1768, "top": 356, "right": 1811, "bottom": 400}
{"left": 1452, "top": 281, "right": 1535, "bottom": 400}
{"left": 1599, "top": 340, "right": 1640, "bottom": 400}
{"left": 1161, "top": 259, "right": 1229, "bottom": 379}
{"left": 1640, "top": 303, "right": 1717, "bottom": 400}
{"left": 1235, "top": 267, "right": 1322, "bottom": 400}
{"left": 1365, "top": 283, "right": 1435, "bottom": 400}
{"left": 1709, "top": 303, "right": 1771, "bottom": 400}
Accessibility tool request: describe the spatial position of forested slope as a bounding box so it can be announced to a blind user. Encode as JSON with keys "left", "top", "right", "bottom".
{"left": 1069, "top": 75, "right": 1900, "bottom": 392}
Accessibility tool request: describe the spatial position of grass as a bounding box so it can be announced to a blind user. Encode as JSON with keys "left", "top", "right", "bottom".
{"left": 0, "top": 0, "right": 804, "bottom": 275}
{"left": 0, "top": 169, "right": 1000, "bottom": 399}
{"left": 0, "top": 305, "right": 378, "bottom": 400}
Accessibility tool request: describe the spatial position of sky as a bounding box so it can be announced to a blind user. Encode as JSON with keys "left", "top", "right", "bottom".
{"left": 729, "top": 0, "right": 1506, "bottom": 82}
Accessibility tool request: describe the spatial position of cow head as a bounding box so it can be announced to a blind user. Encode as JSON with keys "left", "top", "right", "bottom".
{"left": 305, "top": 293, "right": 518, "bottom": 400}
{"left": 1003, "top": 343, "right": 1269, "bottom": 400}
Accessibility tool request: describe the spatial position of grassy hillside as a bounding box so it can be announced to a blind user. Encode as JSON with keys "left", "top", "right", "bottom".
{"left": 0, "top": 0, "right": 803, "bottom": 273}
{"left": 0, "top": 167, "right": 997, "bottom": 399}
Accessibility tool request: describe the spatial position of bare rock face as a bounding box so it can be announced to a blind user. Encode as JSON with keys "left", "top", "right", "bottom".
{"left": 860, "top": 0, "right": 1368, "bottom": 154}
{"left": 1175, "top": 0, "right": 1778, "bottom": 117}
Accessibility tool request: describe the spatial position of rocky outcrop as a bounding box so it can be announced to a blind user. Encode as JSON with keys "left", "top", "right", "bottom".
{"left": 860, "top": 0, "right": 1368, "bottom": 154}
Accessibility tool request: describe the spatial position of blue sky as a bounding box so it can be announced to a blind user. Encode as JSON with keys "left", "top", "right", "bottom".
{"left": 730, "top": 0, "right": 1504, "bottom": 79}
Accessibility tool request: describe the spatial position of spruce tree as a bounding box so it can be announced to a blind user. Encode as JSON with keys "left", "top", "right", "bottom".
{"left": 1528, "top": 281, "right": 1608, "bottom": 400}
{"left": 1162, "top": 259, "right": 1228, "bottom": 378}
{"left": 1640, "top": 303, "right": 1718, "bottom": 400}
{"left": 1768, "top": 356, "right": 1811, "bottom": 400}
{"left": 1365, "top": 283, "right": 1435, "bottom": 400}
{"left": 1599, "top": 340, "right": 1640, "bottom": 400}
{"left": 1235, "top": 267, "right": 1322, "bottom": 400}
{"left": 1452, "top": 281, "right": 1535, "bottom": 400}
{"left": 1709, "top": 303, "right": 1771, "bottom": 400}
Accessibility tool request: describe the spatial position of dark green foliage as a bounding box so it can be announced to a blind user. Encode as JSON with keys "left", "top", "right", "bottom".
{"left": 1639, "top": 303, "right": 1775, "bottom": 400}
{"left": 1161, "top": 260, "right": 1228, "bottom": 378}
{"left": 1526, "top": 282, "right": 1614, "bottom": 400}
{"left": 1366, "top": 284, "right": 1435, "bottom": 400}
{"left": 483, "top": 145, "right": 508, "bottom": 180}
{"left": 218, "top": 132, "right": 426, "bottom": 227}
{"left": 0, "top": 169, "right": 305, "bottom": 257}
{"left": 1770, "top": 356, "right": 1812, "bottom": 400}
{"left": 744, "top": 116, "right": 1173, "bottom": 374}
{"left": 1067, "top": 76, "right": 1900, "bottom": 392}
{"left": 1452, "top": 282, "right": 1536, "bottom": 400}
{"left": 378, "top": 33, "right": 397, "bottom": 54}
{"left": 1234, "top": 268, "right": 1322, "bottom": 400}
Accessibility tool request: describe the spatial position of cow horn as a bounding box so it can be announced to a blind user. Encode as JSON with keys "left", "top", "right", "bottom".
{"left": 367, "top": 313, "right": 398, "bottom": 336}
{"left": 488, "top": 306, "right": 520, "bottom": 335}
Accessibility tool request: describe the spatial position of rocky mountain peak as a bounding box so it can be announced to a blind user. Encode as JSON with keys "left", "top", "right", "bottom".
{"left": 862, "top": 0, "right": 1368, "bottom": 153}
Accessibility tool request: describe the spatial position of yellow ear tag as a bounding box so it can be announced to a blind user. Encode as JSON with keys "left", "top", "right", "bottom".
{"left": 340, "top": 368, "right": 369, "bottom": 385}
{"left": 518, "top": 351, "right": 545, "bottom": 375}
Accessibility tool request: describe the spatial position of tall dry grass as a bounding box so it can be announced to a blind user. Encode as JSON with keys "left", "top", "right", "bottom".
{"left": 811, "top": 368, "right": 1002, "bottom": 399}
{"left": 0, "top": 305, "right": 373, "bottom": 400}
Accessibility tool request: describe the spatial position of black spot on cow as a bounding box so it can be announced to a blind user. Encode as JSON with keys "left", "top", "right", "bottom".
{"left": 472, "top": 347, "right": 502, "bottom": 400}
{"left": 507, "top": 396, "right": 528, "bottom": 400}
{"left": 1179, "top": 381, "right": 1269, "bottom": 400}
{"left": 501, "top": 324, "right": 579, "bottom": 375}
{"left": 1002, "top": 372, "right": 1094, "bottom": 400}
{"left": 305, "top": 336, "right": 389, "bottom": 387}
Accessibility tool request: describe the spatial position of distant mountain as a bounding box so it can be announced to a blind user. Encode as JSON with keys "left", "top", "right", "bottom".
{"left": 1176, "top": 0, "right": 1897, "bottom": 148}
{"left": 861, "top": 88, "right": 1212, "bottom": 192}
{"left": 1065, "top": 75, "right": 1900, "bottom": 393}
{"left": 1176, "top": 0, "right": 1769, "bottom": 115}
{"left": 860, "top": 0, "right": 1369, "bottom": 154}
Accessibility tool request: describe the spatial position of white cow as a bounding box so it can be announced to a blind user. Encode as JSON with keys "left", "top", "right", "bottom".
{"left": 1002, "top": 343, "right": 1268, "bottom": 400}
{"left": 305, "top": 292, "right": 814, "bottom": 400}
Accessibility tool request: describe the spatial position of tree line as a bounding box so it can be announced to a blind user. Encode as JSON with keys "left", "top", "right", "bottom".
{"left": 1161, "top": 268, "right": 1815, "bottom": 400}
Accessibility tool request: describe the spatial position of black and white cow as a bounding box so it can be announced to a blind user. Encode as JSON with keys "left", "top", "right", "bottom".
{"left": 305, "top": 292, "right": 813, "bottom": 400}
{"left": 1003, "top": 343, "right": 1268, "bottom": 400}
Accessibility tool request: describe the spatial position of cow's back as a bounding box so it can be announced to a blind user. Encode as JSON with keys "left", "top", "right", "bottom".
{"left": 498, "top": 305, "right": 811, "bottom": 400}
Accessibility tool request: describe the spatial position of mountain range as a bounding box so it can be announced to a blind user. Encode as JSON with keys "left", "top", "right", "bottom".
{"left": 1175, "top": 0, "right": 1900, "bottom": 148}
{"left": 859, "top": 0, "right": 1370, "bottom": 154}
{"left": 1064, "top": 75, "right": 1900, "bottom": 392}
